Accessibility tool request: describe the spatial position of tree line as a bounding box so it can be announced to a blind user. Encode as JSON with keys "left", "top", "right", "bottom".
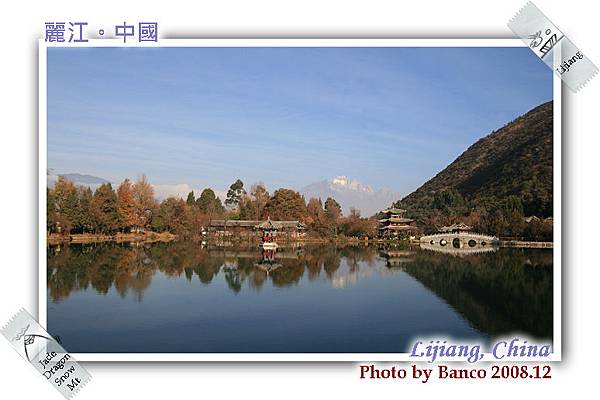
{"left": 394, "top": 188, "right": 553, "bottom": 241}
{"left": 47, "top": 176, "right": 377, "bottom": 238}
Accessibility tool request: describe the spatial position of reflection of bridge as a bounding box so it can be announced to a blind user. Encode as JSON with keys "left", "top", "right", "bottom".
{"left": 419, "top": 232, "right": 499, "bottom": 256}
{"left": 419, "top": 242, "right": 498, "bottom": 256}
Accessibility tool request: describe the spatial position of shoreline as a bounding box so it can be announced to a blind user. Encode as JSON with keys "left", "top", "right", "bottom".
{"left": 47, "top": 233, "right": 553, "bottom": 249}
{"left": 498, "top": 240, "right": 553, "bottom": 248}
{"left": 47, "top": 232, "right": 177, "bottom": 246}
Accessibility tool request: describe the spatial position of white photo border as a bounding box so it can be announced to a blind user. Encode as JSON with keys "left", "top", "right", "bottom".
{"left": 38, "top": 38, "right": 562, "bottom": 362}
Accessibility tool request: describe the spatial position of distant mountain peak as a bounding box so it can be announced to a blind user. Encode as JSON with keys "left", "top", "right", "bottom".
{"left": 59, "top": 173, "right": 110, "bottom": 185}
{"left": 330, "top": 176, "right": 374, "bottom": 193}
{"left": 47, "top": 170, "right": 110, "bottom": 188}
{"left": 301, "top": 176, "right": 400, "bottom": 217}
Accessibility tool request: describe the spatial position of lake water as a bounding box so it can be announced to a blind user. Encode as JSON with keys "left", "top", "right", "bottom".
{"left": 46, "top": 241, "right": 553, "bottom": 353}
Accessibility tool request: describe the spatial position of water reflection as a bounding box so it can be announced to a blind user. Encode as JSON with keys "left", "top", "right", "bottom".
{"left": 48, "top": 242, "right": 384, "bottom": 300}
{"left": 47, "top": 241, "right": 553, "bottom": 352}
{"left": 403, "top": 248, "right": 553, "bottom": 338}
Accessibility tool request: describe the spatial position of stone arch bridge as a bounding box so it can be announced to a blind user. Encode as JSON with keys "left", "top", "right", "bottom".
{"left": 420, "top": 232, "right": 500, "bottom": 253}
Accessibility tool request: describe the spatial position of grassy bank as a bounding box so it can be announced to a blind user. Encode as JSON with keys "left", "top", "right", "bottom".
{"left": 47, "top": 232, "right": 552, "bottom": 249}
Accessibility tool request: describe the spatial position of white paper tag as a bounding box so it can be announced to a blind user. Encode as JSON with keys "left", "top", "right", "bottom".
{"left": 2, "top": 308, "right": 91, "bottom": 399}
{"left": 508, "top": 1, "right": 598, "bottom": 92}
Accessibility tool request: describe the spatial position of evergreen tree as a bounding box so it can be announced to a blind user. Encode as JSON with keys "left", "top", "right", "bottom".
{"left": 47, "top": 188, "right": 57, "bottom": 233}
{"left": 78, "top": 186, "right": 94, "bottom": 233}
{"left": 186, "top": 191, "right": 196, "bottom": 206}
{"left": 52, "top": 177, "right": 82, "bottom": 234}
{"left": 196, "top": 188, "right": 224, "bottom": 218}
{"left": 152, "top": 197, "right": 192, "bottom": 235}
{"left": 324, "top": 197, "right": 342, "bottom": 237}
{"left": 91, "top": 183, "right": 120, "bottom": 233}
{"left": 225, "top": 179, "right": 246, "bottom": 209}
{"left": 266, "top": 189, "right": 307, "bottom": 220}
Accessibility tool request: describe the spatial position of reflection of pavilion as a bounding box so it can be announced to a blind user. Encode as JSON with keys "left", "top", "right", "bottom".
{"left": 207, "top": 247, "right": 301, "bottom": 259}
{"left": 254, "top": 249, "right": 283, "bottom": 275}
{"left": 379, "top": 250, "right": 414, "bottom": 268}
{"left": 254, "top": 262, "right": 282, "bottom": 275}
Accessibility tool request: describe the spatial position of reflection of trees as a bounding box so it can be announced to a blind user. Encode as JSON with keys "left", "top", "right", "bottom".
{"left": 323, "top": 251, "right": 341, "bottom": 278}
{"left": 402, "top": 249, "right": 553, "bottom": 339}
{"left": 48, "top": 243, "right": 553, "bottom": 340}
{"left": 113, "top": 247, "right": 154, "bottom": 302}
{"left": 340, "top": 245, "right": 378, "bottom": 271}
{"left": 224, "top": 266, "right": 242, "bottom": 293}
{"left": 48, "top": 243, "right": 124, "bottom": 301}
{"left": 271, "top": 258, "right": 305, "bottom": 287}
{"left": 48, "top": 243, "right": 364, "bottom": 299}
{"left": 48, "top": 242, "right": 225, "bottom": 302}
{"left": 248, "top": 269, "right": 268, "bottom": 290}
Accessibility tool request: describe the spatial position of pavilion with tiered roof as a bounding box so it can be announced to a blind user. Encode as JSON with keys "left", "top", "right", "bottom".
{"left": 378, "top": 207, "right": 417, "bottom": 237}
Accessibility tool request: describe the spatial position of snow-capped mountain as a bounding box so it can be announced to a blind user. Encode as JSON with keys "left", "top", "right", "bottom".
{"left": 330, "top": 176, "right": 374, "bottom": 194}
{"left": 300, "top": 176, "right": 401, "bottom": 217}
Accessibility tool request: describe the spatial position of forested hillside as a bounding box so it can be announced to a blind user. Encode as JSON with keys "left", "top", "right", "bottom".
{"left": 396, "top": 101, "right": 553, "bottom": 239}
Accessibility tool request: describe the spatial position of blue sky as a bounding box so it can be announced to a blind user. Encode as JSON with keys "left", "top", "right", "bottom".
{"left": 47, "top": 46, "right": 552, "bottom": 196}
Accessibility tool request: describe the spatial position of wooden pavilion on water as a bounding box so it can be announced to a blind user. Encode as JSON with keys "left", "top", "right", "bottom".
{"left": 256, "top": 218, "right": 281, "bottom": 249}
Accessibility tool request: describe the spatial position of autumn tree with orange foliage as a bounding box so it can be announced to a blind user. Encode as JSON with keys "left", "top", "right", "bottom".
{"left": 117, "top": 178, "right": 137, "bottom": 231}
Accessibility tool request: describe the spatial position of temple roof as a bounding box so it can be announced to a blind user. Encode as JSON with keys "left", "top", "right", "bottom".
{"left": 382, "top": 207, "right": 407, "bottom": 214}
{"left": 209, "top": 219, "right": 304, "bottom": 229}
{"left": 256, "top": 218, "right": 283, "bottom": 230}
{"left": 210, "top": 220, "right": 257, "bottom": 227}
{"left": 379, "top": 225, "right": 415, "bottom": 231}
{"left": 378, "top": 217, "right": 414, "bottom": 223}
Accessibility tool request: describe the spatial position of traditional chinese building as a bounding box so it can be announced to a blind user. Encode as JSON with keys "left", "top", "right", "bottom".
{"left": 257, "top": 218, "right": 281, "bottom": 248}
{"left": 208, "top": 219, "right": 306, "bottom": 239}
{"left": 378, "top": 208, "right": 416, "bottom": 237}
